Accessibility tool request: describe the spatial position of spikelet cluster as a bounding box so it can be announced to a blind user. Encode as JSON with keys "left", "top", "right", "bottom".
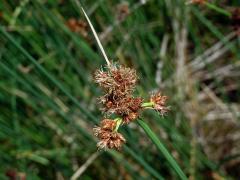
{"left": 95, "top": 64, "right": 143, "bottom": 123}
{"left": 116, "top": 2, "right": 130, "bottom": 21}
{"left": 94, "top": 64, "right": 168, "bottom": 150}
{"left": 67, "top": 18, "right": 88, "bottom": 37}
{"left": 93, "top": 119, "right": 126, "bottom": 150}
{"left": 80, "top": 3, "right": 168, "bottom": 151}
{"left": 150, "top": 92, "right": 169, "bottom": 115}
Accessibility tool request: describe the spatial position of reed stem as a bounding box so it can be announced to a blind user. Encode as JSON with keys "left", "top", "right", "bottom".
{"left": 137, "top": 119, "right": 188, "bottom": 180}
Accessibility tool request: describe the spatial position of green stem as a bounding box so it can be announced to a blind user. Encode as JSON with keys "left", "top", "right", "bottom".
{"left": 137, "top": 119, "right": 188, "bottom": 180}
{"left": 141, "top": 102, "right": 154, "bottom": 108}
{"left": 204, "top": 2, "right": 231, "bottom": 18}
{"left": 114, "top": 118, "right": 122, "bottom": 132}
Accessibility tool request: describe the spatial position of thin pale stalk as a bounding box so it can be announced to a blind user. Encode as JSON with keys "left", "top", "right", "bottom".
{"left": 79, "top": 3, "right": 111, "bottom": 66}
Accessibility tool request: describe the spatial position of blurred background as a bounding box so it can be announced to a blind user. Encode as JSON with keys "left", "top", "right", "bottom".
{"left": 0, "top": 0, "right": 240, "bottom": 179}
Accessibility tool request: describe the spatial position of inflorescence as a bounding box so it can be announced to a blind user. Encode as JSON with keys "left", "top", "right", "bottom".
{"left": 93, "top": 64, "right": 169, "bottom": 150}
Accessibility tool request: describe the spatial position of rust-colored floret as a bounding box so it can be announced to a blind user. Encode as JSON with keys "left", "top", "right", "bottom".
{"left": 93, "top": 127, "right": 126, "bottom": 150}
{"left": 100, "top": 119, "right": 117, "bottom": 131}
{"left": 117, "top": 2, "right": 130, "bottom": 21}
{"left": 100, "top": 95, "right": 143, "bottom": 117}
{"left": 150, "top": 92, "right": 169, "bottom": 115}
{"left": 123, "top": 112, "right": 139, "bottom": 124}
{"left": 95, "top": 64, "right": 141, "bottom": 120}
{"left": 94, "top": 64, "right": 137, "bottom": 97}
{"left": 67, "top": 18, "right": 88, "bottom": 37}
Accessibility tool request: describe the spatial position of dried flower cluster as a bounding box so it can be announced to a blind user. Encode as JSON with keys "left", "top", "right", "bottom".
{"left": 67, "top": 18, "right": 88, "bottom": 37}
{"left": 150, "top": 92, "right": 169, "bottom": 115}
{"left": 5, "top": 169, "right": 26, "bottom": 180}
{"left": 94, "top": 64, "right": 169, "bottom": 150}
{"left": 93, "top": 119, "right": 126, "bottom": 150}
{"left": 95, "top": 64, "right": 143, "bottom": 122}
{"left": 116, "top": 2, "right": 130, "bottom": 21}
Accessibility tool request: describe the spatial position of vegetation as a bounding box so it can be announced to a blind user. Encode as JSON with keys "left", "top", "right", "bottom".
{"left": 0, "top": 0, "right": 239, "bottom": 179}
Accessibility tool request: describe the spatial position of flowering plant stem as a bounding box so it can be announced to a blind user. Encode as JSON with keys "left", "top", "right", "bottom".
{"left": 137, "top": 119, "right": 188, "bottom": 180}
{"left": 141, "top": 102, "right": 154, "bottom": 108}
{"left": 114, "top": 118, "right": 122, "bottom": 132}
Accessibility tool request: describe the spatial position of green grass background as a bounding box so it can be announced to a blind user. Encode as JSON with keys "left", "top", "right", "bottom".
{"left": 0, "top": 0, "right": 239, "bottom": 179}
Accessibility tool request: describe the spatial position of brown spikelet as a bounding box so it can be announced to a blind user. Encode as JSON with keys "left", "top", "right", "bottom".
{"left": 94, "top": 64, "right": 141, "bottom": 119}
{"left": 150, "top": 92, "right": 169, "bottom": 115}
{"left": 94, "top": 69, "right": 115, "bottom": 91}
{"left": 130, "top": 97, "right": 143, "bottom": 112}
{"left": 67, "top": 18, "right": 88, "bottom": 37}
{"left": 117, "top": 2, "right": 130, "bottom": 21}
{"left": 94, "top": 64, "right": 138, "bottom": 97}
{"left": 93, "top": 127, "right": 126, "bottom": 150}
{"left": 123, "top": 112, "right": 139, "bottom": 124}
{"left": 100, "top": 119, "right": 117, "bottom": 131}
{"left": 100, "top": 95, "right": 142, "bottom": 117}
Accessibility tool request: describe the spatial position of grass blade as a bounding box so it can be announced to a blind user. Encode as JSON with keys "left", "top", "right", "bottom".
{"left": 0, "top": 26, "right": 96, "bottom": 123}
{"left": 124, "top": 146, "right": 164, "bottom": 180}
{"left": 137, "top": 119, "right": 188, "bottom": 180}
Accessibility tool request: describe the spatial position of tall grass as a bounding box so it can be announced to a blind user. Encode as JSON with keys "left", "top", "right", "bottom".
{"left": 0, "top": 0, "right": 239, "bottom": 179}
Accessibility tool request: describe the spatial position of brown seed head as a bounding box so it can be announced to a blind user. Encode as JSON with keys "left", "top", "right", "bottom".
{"left": 93, "top": 127, "right": 126, "bottom": 150}
{"left": 100, "top": 95, "right": 142, "bottom": 117}
{"left": 117, "top": 2, "right": 130, "bottom": 21}
{"left": 111, "top": 65, "right": 137, "bottom": 95}
{"left": 130, "top": 97, "right": 143, "bottom": 112}
{"left": 94, "top": 69, "right": 114, "bottom": 90}
{"left": 150, "top": 92, "right": 169, "bottom": 115}
{"left": 150, "top": 92, "right": 167, "bottom": 106}
{"left": 94, "top": 64, "right": 138, "bottom": 97}
{"left": 105, "top": 101, "right": 113, "bottom": 109}
{"left": 100, "top": 119, "right": 117, "bottom": 131}
{"left": 123, "top": 112, "right": 139, "bottom": 124}
{"left": 67, "top": 18, "right": 88, "bottom": 37}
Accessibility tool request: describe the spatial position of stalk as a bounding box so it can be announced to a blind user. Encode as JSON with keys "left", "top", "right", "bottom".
{"left": 114, "top": 118, "right": 123, "bottom": 132}
{"left": 137, "top": 119, "right": 188, "bottom": 180}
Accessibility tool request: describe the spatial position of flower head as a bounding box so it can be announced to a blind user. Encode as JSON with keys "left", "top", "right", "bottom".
{"left": 94, "top": 64, "right": 138, "bottom": 97}
{"left": 123, "top": 112, "right": 139, "bottom": 124}
{"left": 82, "top": 3, "right": 170, "bottom": 151}
{"left": 100, "top": 95, "right": 143, "bottom": 116}
{"left": 150, "top": 92, "right": 169, "bottom": 115}
{"left": 95, "top": 64, "right": 142, "bottom": 121}
{"left": 93, "top": 126, "right": 126, "bottom": 150}
{"left": 117, "top": 2, "right": 130, "bottom": 21}
{"left": 100, "top": 119, "right": 117, "bottom": 131}
{"left": 67, "top": 18, "right": 88, "bottom": 37}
